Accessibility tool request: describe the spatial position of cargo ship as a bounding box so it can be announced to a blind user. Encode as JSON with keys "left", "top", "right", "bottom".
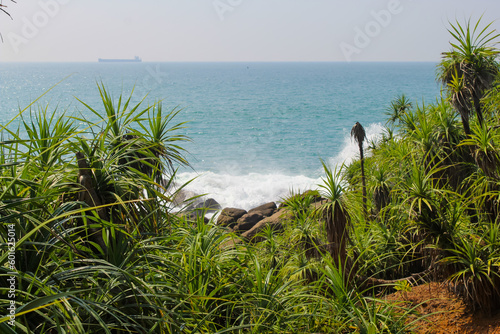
{"left": 98, "top": 56, "right": 142, "bottom": 63}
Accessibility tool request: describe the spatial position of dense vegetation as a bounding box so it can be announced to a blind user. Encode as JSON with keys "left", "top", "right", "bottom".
{"left": 2, "top": 18, "right": 500, "bottom": 333}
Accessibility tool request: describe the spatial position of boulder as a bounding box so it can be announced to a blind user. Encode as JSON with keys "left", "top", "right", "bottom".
{"left": 177, "top": 210, "right": 210, "bottom": 224}
{"left": 175, "top": 197, "right": 221, "bottom": 226}
{"left": 171, "top": 189, "right": 198, "bottom": 207}
{"left": 241, "top": 208, "right": 292, "bottom": 243}
{"left": 248, "top": 202, "right": 277, "bottom": 218}
{"left": 217, "top": 208, "right": 247, "bottom": 228}
{"left": 185, "top": 197, "right": 222, "bottom": 214}
{"left": 232, "top": 212, "right": 265, "bottom": 233}
{"left": 195, "top": 198, "right": 221, "bottom": 213}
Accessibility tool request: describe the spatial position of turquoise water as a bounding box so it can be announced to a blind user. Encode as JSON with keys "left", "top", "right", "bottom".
{"left": 0, "top": 62, "right": 441, "bottom": 209}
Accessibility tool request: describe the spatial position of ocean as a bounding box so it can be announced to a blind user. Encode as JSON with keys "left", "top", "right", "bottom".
{"left": 0, "top": 62, "right": 441, "bottom": 210}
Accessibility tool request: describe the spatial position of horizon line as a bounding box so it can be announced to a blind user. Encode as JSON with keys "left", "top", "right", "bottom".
{"left": 0, "top": 60, "right": 440, "bottom": 64}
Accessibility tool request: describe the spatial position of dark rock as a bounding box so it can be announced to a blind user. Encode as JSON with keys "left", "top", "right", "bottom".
{"left": 172, "top": 189, "right": 198, "bottom": 207}
{"left": 241, "top": 208, "right": 292, "bottom": 243}
{"left": 195, "top": 198, "right": 221, "bottom": 213}
{"left": 232, "top": 212, "right": 265, "bottom": 233}
{"left": 248, "top": 202, "right": 277, "bottom": 217}
{"left": 175, "top": 197, "right": 221, "bottom": 226}
{"left": 217, "top": 208, "right": 247, "bottom": 228}
{"left": 184, "top": 197, "right": 221, "bottom": 214}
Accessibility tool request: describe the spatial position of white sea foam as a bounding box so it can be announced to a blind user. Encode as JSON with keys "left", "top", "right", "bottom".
{"left": 174, "top": 122, "right": 385, "bottom": 211}
{"left": 328, "top": 122, "right": 385, "bottom": 167}
{"left": 174, "top": 171, "right": 322, "bottom": 211}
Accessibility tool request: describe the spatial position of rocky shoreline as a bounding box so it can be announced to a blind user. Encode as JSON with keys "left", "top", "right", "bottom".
{"left": 216, "top": 202, "right": 290, "bottom": 243}
{"left": 178, "top": 190, "right": 325, "bottom": 245}
{"left": 179, "top": 196, "right": 290, "bottom": 242}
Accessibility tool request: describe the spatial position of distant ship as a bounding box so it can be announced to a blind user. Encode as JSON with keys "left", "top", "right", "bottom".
{"left": 98, "top": 56, "right": 142, "bottom": 63}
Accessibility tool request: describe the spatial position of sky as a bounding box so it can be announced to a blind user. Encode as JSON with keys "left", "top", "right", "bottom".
{"left": 1, "top": 0, "right": 500, "bottom": 62}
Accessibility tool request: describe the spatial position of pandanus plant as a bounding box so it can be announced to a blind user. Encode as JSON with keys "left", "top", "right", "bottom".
{"left": 351, "top": 122, "right": 367, "bottom": 217}
{"left": 319, "top": 161, "right": 351, "bottom": 270}
{"left": 75, "top": 84, "right": 191, "bottom": 235}
{"left": 385, "top": 94, "right": 412, "bottom": 126}
{"left": 371, "top": 166, "right": 391, "bottom": 216}
{"left": 437, "top": 17, "right": 500, "bottom": 136}
{"left": 461, "top": 122, "right": 500, "bottom": 178}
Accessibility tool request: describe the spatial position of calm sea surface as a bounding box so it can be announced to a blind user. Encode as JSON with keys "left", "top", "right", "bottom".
{"left": 0, "top": 62, "right": 441, "bottom": 209}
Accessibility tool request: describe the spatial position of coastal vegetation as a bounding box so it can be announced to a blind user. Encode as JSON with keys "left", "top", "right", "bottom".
{"left": 2, "top": 17, "right": 500, "bottom": 333}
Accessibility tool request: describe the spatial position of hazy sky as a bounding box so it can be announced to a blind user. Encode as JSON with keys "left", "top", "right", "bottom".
{"left": 1, "top": 0, "right": 500, "bottom": 62}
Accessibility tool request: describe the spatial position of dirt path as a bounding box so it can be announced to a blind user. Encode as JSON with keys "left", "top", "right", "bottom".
{"left": 384, "top": 282, "right": 500, "bottom": 333}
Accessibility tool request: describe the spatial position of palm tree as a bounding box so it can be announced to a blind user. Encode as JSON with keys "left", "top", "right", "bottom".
{"left": 351, "top": 122, "right": 367, "bottom": 217}
{"left": 437, "top": 17, "right": 500, "bottom": 136}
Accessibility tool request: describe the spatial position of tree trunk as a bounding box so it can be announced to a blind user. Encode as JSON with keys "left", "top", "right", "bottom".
{"left": 76, "top": 152, "right": 108, "bottom": 254}
{"left": 459, "top": 112, "right": 471, "bottom": 137}
{"left": 359, "top": 142, "right": 367, "bottom": 218}
{"left": 473, "top": 94, "right": 484, "bottom": 127}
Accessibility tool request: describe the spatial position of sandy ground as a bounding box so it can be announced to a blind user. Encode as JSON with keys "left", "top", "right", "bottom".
{"left": 384, "top": 282, "right": 500, "bottom": 333}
